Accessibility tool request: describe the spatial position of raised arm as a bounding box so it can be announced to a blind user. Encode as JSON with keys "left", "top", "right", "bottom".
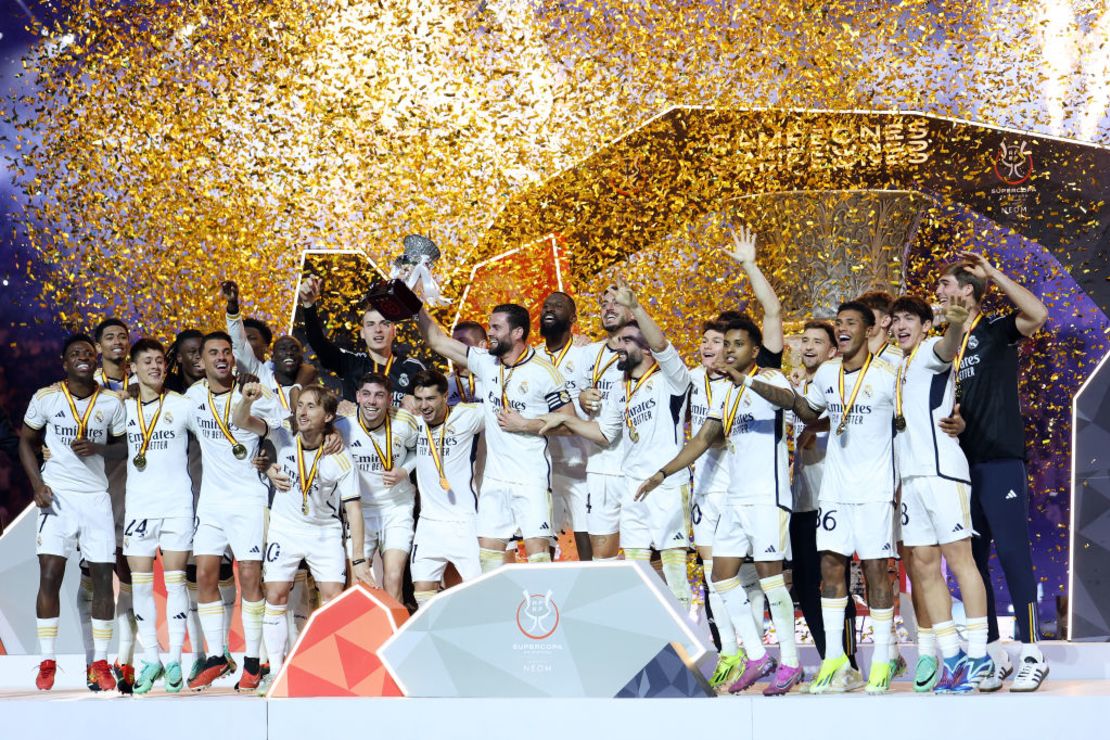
{"left": 613, "top": 277, "right": 667, "bottom": 352}
{"left": 727, "top": 225, "right": 783, "bottom": 353}
{"left": 635, "top": 418, "right": 721, "bottom": 499}
{"left": 959, "top": 251, "right": 1047, "bottom": 337}
{"left": 231, "top": 382, "right": 271, "bottom": 437}
{"left": 298, "top": 275, "right": 347, "bottom": 372}
{"left": 723, "top": 366, "right": 796, "bottom": 410}
{"left": 415, "top": 306, "right": 470, "bottom": 367}
{"left": 222, "top": 280, "right": 264, "bottom": 375}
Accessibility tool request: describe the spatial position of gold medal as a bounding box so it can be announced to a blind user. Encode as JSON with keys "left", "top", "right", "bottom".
{"left": 425, "top": 409, "right": 452, "bottom": 491}
{"left": 894, "top": 342, "right": 922, "bottom": 433}
{"left": 836, "top": 354, "right": 873, "bottom": 438}
{"left": 721, "top": 365, "right": 757, "bottom": 451}
{"left": 296, "top": 436, "right": 324, "bottom": 518}
{"left": 133, "top": 392, "right": 164, "bottom": 473}
{"left": 208, "top": 387, "right": 246, "bottom": 460}
{"left": 623, "top": 363, "right": 660, "bottom": 446}
{"left": 894, "top": 415, "right": 907, "bottom": 432}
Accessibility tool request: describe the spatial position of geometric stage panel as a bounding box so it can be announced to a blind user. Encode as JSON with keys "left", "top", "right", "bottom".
{"left": 268, "top": 585, "right": 408, "bottom": 697}
{"left": 379, "top": 562, "right": 714, "bottom": 697}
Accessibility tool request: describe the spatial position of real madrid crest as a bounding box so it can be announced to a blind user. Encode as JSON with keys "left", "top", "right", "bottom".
{"left": 519, "top": 381, "right": 529, "bottom": 393}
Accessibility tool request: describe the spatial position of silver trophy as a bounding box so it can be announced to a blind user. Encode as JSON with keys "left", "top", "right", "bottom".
{"left": 391, "top": 234, "right": 449, "bottom": 308}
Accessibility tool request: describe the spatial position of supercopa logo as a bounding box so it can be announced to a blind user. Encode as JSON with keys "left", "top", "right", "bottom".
{"left": 515, "top": 589, "right": 559, "bottom": 640}
{"left": 993, "top": 139, "right": 1033, "bottom": 185}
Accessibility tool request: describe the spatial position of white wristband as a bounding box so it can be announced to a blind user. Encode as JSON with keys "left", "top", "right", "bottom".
{"left": 290, "top": 383, "right": 303, "bottom": 391}
{"left": 742, "top": 375, "right": 754, "bottom": 388}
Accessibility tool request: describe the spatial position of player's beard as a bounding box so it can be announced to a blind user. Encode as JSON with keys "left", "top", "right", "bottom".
{"left": 539, "top": 317, "right": 570, "bottom": 340}
{"left": 489, "top": 338, "right": 511, "bottom": 357}
{"left": 616, "top": 347, "right": 641, "bottom": 373}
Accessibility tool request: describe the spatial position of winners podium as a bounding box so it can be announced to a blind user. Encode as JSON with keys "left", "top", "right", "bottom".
{"left": 274, "top": 562, "right": 714, "bottom": 698}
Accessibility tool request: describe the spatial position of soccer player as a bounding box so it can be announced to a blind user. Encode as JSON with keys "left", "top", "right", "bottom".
{"left": 890, "top": 295, "right": 992, "bottom": 693}
{"left": 19, "top": 334, "right": 127, "bottom": 691}
{"left": 447, "top": 321, "right": 487, "bottom": 407}
{"left": 936, "top": 252, "right": 1049, "bottom": 691}
{"left": 576, "top": 286, "right": 635, "bottom": 561}
{"left": 856, "top": 290, "right": 913, "bottom": 679}
{"left": 538, "top": 291, "right": 592, "bottom": 561}
{"left": 540, "top": 279, "right": 693, "bottom": 608}
{"left": 335, "top": 373, "right": 420, "bottom": 602}
{"left": 409, "top": 370, "right": 484, "bottom": 606}
{"left": 786, "top": 319, "right": 864, "bottom": 690}
{"left": 687, "top": 318, "right": 746, "bottom": 687}
{"left": 186, "top": 332, "right": 282, "bottom": 691}
{"left": 638, "top": 316, "right": 802, "bottom": 695}
{"left": 298, "top": 274, "right": 425, "bottom": 406}
{"left": 417, "top": 302, "right": 575, "bottom": 569}
{"left": 254, "top": 384, "right": 370, "bottom": 696}
{"left": 165, "top": 330, "right": 205, "bottom": 394}
{"left": 121, "top": 338, "right": 196, "bottom": 694}
{"left": 790, "top": 301, "right": 900, "bottom": 694}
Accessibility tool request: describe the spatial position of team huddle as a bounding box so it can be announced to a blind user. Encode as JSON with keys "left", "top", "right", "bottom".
{"left": 18, "top": 228, "right": 1051, "bottom": 698}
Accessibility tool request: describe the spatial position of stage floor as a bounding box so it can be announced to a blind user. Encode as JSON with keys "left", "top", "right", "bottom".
{"left": 2, "top": 642, "right": 1107, "bottom": 740}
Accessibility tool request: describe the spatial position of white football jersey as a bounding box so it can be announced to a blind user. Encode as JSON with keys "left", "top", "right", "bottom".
{"left": 689, "top": 365, "right": 732, "bottom": 494}
{"left": 597, "top": 344, "right": 692, "bottom": 483}
{"left": 96, "top": 369, "right": 133, "bottom": 500}
{"left": 538, "top": 342, "right": 592, "bottom": 474}
{"left": 446, "top": 370, "right": 480, "bottom": 408}
{"left": 579, "top": 340, "right": 626, "bottom": 476}
{"left": 24, "top": 384, "right": 127, "bottom": 495}
{"left": 894, "top": 337, "right": 971, "bottom": 482}
{"left": 186, "top": 380, "right": 281, "bottom": 509}
{"left": 414, "top": 402, "right": 484, "bottom": 522}
{"left": 804, "top": 355, "right": 898, "bottom": 504}
{"left": 335, "top": 408, "right": 420, "bottom": 507}
{"left": 708, "top": 369, "right": 792, "bottom": 508}
{"left": 466, "top": 347, "right": 569, "bottom": 484}
{"left": 269, "top": 427, "right": 360, "bottom": 526}
{"left": 787, "top": 377, "right": 828, "bottom": 514}
{"left": 123, "top": 391, "right": 194, "bottom": 519}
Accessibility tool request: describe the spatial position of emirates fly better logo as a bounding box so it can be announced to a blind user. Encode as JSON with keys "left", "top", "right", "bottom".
{"left": 516, "top": 590, "right": 559, "bottom": 640}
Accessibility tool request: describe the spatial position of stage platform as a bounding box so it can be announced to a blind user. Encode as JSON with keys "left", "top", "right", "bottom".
{"left": 1, "top": 642, "right": 1106, "bottom": 740}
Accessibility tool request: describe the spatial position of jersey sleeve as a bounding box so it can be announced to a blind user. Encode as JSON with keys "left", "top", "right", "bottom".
{"left": 596, "top": 391, "right": 624, "bottom": 445}
{"left": 921, "top": 337, "right": 953, "bottom": 373}
{"left": 992, "top": 311, "right": 1024, "bottom": 345}
{"left": 331, "top": 452, "right": 361, "bottom": 502}
{"left": 804, "top": 371, "right": 828, "bottom": 412}
{"left": 541, "top": 366, "right": 571, "bottom": 413}
{"left": 466, "top": 347, "right": 492, "bottom": 377}
{"left": 226, "top": 312, "right": 263, "bottom": 376}
{"left": 23, "top": 391, "right": 47, "bottom": 430}
{"left": 109, "top": 397, "right": 128, "bottom": 436}
{"left": 654, "top": 343, "right": 692, "bottom": 394}
{"left": 756, "top": 346, "right": 784, "bottom": 369}
{"left": 459, "top": 403, "right": 485, "bottom": 433}
{"left": 705, "top": 386, "right": 727, "bottom": 422}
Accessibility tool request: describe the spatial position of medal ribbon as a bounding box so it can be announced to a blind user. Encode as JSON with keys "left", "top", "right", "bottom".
{"left": 362, "top": 411, "right": 394, "bottom": 471}
{"left": 61, "top": 382, "right": 101, "bottom": 440}
{"left": 498, "top": 348, "right": 534, "bottom": 409}
{"left": 591, "top": 344, "right": 620, "bottom": 386}
{"left": 98, "top": 368, "right": 130, "bottom": 390}
{"left": 894, "top": 342, "right": 922, "bottom": 421}
{"left": 374, "top": 355, "right": 395, "bottom": 377}
{"left": 837, "top": 353, "right": 873, "bottom": 431}
{"left": 207, "top": 388, "right": 242, "bottom": 451}
{"left": 275, "top": 383, "right": 290, "bottom": 410}
{"left": 134, "top": 393, "right": 165, "bottom": 460}
{"left": 623, "top": 362, "right": 660, "bottom": 436}
{"left": 721, "top": 366, "right": 758, "bottom": 438}
{"left": 425, "top": 408, "right": 451, "bottom": 490}
{"left": 296, "top": 436, "right": 325, "bottom": 515}
{"left": 952, "top": 313, "right": 983, "bottom": 394}
{"left": 454, "top": 369, "right": 475, "bottom": 403}
{"left": 543, "top": 341, "right": 573, "bottom": 369}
